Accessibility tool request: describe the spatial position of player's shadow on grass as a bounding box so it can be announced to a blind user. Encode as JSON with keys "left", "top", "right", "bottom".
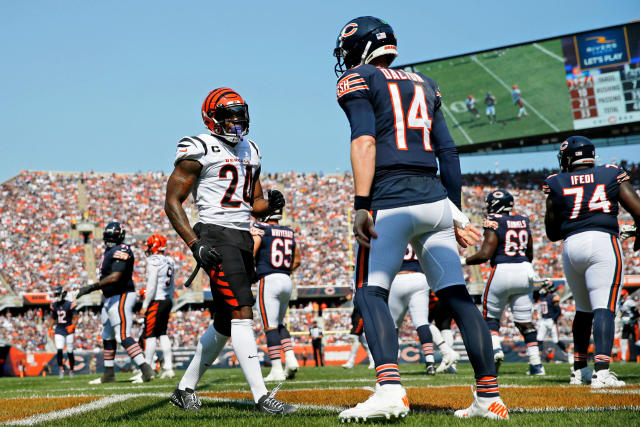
{"left": 108, "top": 398, "right": 168, "bottom": 422}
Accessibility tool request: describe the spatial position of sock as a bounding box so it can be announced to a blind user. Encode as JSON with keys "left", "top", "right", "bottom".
{"left": 145, "top": 337, "right": 157, "bottom": 366}
{"left": 442, "top": 328, "right": 454, "bottom": 348}
{"left": 476, "top": 376, "right": 500, "bottom": 399}
{"left": 57, "top": 350, "right": 64, "bottom": 368}
{"left": 179, "top": 323, "right": 229, "bottom": 391}
{"left": 437, "top": 285, "right": 497, "bottom": 381}
{"left": 354, "top": 285, "right": 400, "bottom": 385}
{"left": 266, "top": 329, "right": 283, "bottom": 372}
{"left": 103, "top": 339, "right": 116, "bottom": 368}
{"left": 593, "top": 309, "right": 615, "bottom": 371}
{"left": 485, "top": 318, "right": 501, "bottom": 352}
{"left": 67, "top": 352, "right": 75, "bottom": 371}
{"left": 523, "top": 332, "right": 541, "bottom": 366}
{"left": 278, "top": 324, "right": 296, "bottom": 365}
{"left": 122, "top": 337, "right": 146, "bottom": 367}
{"left": 573, "top": 311, "right": 594, "bottom": 370}
{"left": 231, "top": 318, "right": 268, "bottom": 402}
{"left": 417, "top": 325, "right": 435, "bottom": 363}
{"left": 347, "top": 334, "right": 359, "bottom": 363}
{"left": 160, "top": 335, "right": 173, "bottom": 370}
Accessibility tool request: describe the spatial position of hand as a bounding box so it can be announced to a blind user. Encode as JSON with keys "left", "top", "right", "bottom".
{"left": 353, "top": 209, "right": 377, "bottom": 248}
{"left": 454, "top": 223, "right": 481, "bottom": 248}
{"left": 76, "top": 283, "right": 99, "bottom": 299}
{"left": 140, "top": 307, "right": 147, "bottom": 317}
{"left": 191, "top": 240, "right": 223, "bottom": 271}
{"left": 267, "top": 189, "right": 285, "bottom": 212}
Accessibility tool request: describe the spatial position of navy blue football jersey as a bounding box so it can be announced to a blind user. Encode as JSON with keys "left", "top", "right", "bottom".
{"left": 51, "top": 300, "right": 75, "bottom": 336}
{"left": 337, "top": 64, "right": 459, "bottom": 209}
{"left": 99, "top": 243, "right": 135, "bottom": 297}
{"left": 538, "top": 293, "right": 561, "bottom": 320}
{"left": 482, "top": 213, "right": 531, "bottom": 267}
{"left": 399, "top": 244, "right": 424, "bottom": 273}
{"left": 254, "top": 222, "right": 296, "bottom": 279}
{"left": 543, "top": 165, "right": 629, "bottom": 239}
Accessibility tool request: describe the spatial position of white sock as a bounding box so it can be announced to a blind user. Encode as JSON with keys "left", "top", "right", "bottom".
{"left": 426, "top": 354, "right": 435, "bottom": 363}
{"left": 491, "top": 334, "right": 502, "bottom": 352}
{"left": 442, "top": 329, "right": 454, "bottom": 348}
{"left": 231, "top": 319, "right": 268, "bottom": 403}
{"left": 348, "top": 335, "right": 359, "bottom": 362}
{"left": 429, "top": 324, "right": 444, "bottom": 346}
{"left": 145, "top": 337, "right": 157, "bottom": 366}
{"left": 160, "top": 335, "right": 173, "bottom": 370}
{"left": 179, "top": 324, "right": 228, "bottom": 391}
{"left": 284, "top": 350, "right": 298, "bottom": 367}
{"left": 270, "top": 358, "right": 283, "bottom": 374}
{"left": 527, "top": 345, "right": 541, "bottom": 366}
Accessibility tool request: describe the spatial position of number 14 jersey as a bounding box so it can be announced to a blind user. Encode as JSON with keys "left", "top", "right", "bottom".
{"left": 482, "top": 213, "right": 531, "bottom": 267}
{"left": 174, "top": 133, "right": 262, "bottom": 231}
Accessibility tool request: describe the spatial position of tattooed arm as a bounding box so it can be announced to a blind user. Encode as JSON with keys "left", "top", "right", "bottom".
{"left": 164, "top": 159, "right": 202, "bottom": 247}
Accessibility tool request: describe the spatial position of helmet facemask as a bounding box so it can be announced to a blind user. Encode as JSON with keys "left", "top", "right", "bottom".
{"left": 208, "top": 103, "right": 249, "bottom": 146}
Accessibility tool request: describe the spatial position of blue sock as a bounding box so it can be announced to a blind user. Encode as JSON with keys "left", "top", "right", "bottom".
{"left": 573, "top": 311, "right": 593, "bottom": 370}
{"left": 416, "top": 324, "right": 433, "bottom": 345}
{"left": 266, "top": 329, "right": 282, "bottom": 361}
{"left": 355, "top": 285, "right": 400, "bottom": 385}
{"left": 593, "top": 308, "right": 615, "bottom": 371}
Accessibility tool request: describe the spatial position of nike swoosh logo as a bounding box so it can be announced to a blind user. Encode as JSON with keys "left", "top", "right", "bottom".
{"left": 248, "top": 355, "right": 259, "bottom": 359}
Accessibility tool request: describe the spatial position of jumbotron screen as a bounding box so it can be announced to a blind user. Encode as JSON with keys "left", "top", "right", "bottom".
{"left": 401, "top": 22, "right": 640, "bottom": 150}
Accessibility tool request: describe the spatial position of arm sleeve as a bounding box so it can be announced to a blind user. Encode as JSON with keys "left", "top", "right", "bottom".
{"left": 340, "top": 98, "right": 376, "bottom": 141}
{"left": 143, "top": 263, "right": 159, "bottom": 309}
{"left": 431, "top": 109, "right": 461, "bottom": 209}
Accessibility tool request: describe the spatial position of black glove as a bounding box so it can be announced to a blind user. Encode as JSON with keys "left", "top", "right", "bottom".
{"left": 267, "top": 189, "right": 285, "bottom": 212}
{"left": 77, "top": 283, "right": 100, "bottom": 299}
{"left": 191, "top": 240, "right": 223, "bottom": 271}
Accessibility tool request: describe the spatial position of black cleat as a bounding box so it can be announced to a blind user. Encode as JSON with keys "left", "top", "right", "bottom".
{"left": 141, "top": 363, "right": 155, "bottom": 382}
{"left": 256, "top": 384, "right": 297, "bottom": 415}
{"left": 171, "top": 388, "right": 202, "bottom": 411}
{"left": 425, "top": 362, "right": 436, "bottom": 376}
{"left": 89, "top": 366, "right": 115, "bottom": 384}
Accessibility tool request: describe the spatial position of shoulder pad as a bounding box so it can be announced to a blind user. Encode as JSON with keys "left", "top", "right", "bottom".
{"left": 542, "top": 174, "right": 557, "bottom": 194}
{"left": 148, "top": 254, "right": 163, "bottom": 266}
{"left": 250, "top": 224, "right": 266, "bottom": 237}
{"left": 604, "top": 164, "right": 630, "bottom": 183}
{"left": 174, "top": 136, "right": 207, "bottom": 166}
{"left": 337, "top": 68, "right": 371, "bottom": 102}
{"left": 483, "top": 216, "right": 500, "bottom": 230}
{"left": 246, "top": 138, "right": 262, "bottom": 159}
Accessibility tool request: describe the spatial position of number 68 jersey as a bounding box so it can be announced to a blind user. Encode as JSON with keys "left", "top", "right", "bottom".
{"left": 543, "top": 165, "right": 629, "bottom": 239}
{"left": 482, "top": 213, "right": 531, "bottom": 267}
{"left": 175, "top": 133, "right": 262, "bottom": 231}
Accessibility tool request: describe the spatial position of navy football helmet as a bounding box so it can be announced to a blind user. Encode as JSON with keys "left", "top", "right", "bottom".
{"left": 333, "top": 16, "right": 398, "bottom": 77}
{"left": 103, "top": 221, "right": 125, "bottom": 248}
{"left": 486, "top": 190, "right": 514, "bottom": 214}
{"left": 53, "top": 285, "right": 66, "bottom": 301}
{"left": 558, "top": 136, "right": 595, "bottom": 172}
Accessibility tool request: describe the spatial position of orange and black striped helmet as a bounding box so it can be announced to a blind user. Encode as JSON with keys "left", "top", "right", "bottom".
{"left": 145, "top": 234, "right": 167, "bottom": 255}
{"left": 201, "top": 88, "right": 249, "bottom": 145}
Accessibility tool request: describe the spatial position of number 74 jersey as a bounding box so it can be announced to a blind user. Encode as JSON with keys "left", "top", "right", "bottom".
{"left": 482, "top": 213, "right": 531, "bottom": 267}
{"left": 543, "top": 165, "right": 629, "bottom": 240}
{"left": 174, "top": 133, "right": 262, "bottom": 231}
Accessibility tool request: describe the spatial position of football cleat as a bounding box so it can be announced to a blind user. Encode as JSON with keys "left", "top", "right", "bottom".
{"left": 425, "top": 362, "right": 436, "bottom": 376}
{"left": 454, "top": 393, "right": 509, "bottom": 420}
{"left": 447, "top": 363, "right": 458, "bottom": 374}
{"left": 368, "top": 360, "right": 375, "bottom": 369}
{"left": 342, "top": 360, "right": 355, "bottom": 369}
{"left": 284, "top": 365, "right": 298, "bottom": 380}
{"left": 69, "top": 371, "right": 74, "bottom": 379}
{"left": 436, "top": 351, "right": 460, "bottom": 374}
{"left": 58, "top": 371, "right": 64, "bottom": 379}
{"left": 159, "top": 369, "right": 175, "bottom": 379}
{"left": 591, "top": 370, "right": 625, "bottom": 388}
{"left": 129, "top": 371, "right": 143, "bottom": 382}
{"left": 264, "top": 370, "right": 287, "bottom": 382}
{"left": 171, "top": 388, "right": 202, "bottom": 411}
{"left": 89, "top": 367, "right": 115, "bottom": 384}
{"left": 527, "top": 364, "right": 546, "bottom": 376}
{"left": 570, "top": 366, "right": 592, "bottom": 385}
{"left": 494, "top": 350, "right": 504, "bottom": 373}
{"left": 255, "top": 384, "right": 297, "bottom": 414}
{"left": 338, "top": 384, "right": 409, "bottom": 422}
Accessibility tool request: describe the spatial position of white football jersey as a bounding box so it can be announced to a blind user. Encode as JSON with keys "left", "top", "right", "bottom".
{"left": 143, "top": 254, "right": 175, "bottom": 306}
{"left": 174, "top": 133, "right": 262, "bottom": 230}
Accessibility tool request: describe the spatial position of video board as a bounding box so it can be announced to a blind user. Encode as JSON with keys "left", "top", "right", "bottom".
{"left": 401, "top": 22, "right": 640, "bottom": 151}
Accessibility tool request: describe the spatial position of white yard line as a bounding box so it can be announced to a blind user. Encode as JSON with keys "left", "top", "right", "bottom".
{"left": 532, "top": 43, "right": 564, "bottom": 62}
{"left": 471, "top": 56, "right": 560, "bottom": 132}
{"left": 441, "top": 103, "right": 473, "bottom": 144}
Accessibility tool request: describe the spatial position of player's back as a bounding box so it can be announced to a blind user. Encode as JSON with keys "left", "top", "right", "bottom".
{"left": 100, "top": 243, "right": 135, "bottom": 297}
{"left": 148, "top": 254, "right": 175, "bottom": 300}
{"left": 483, "top": 213, "right": 531, "bottom": 267}
{"left": 255, "top": 222, "right": 296, "bottom": 278}
{"left": 543, "top": 165, "right": 629, "bottom": 239}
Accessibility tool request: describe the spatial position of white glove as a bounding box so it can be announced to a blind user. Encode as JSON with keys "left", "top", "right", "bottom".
{"left": 448, "top": 199, "right": 470, "bottom": 230}
{"left": 460, "top": 256, "right": 467, "bottom": 266}
{"left": 527, "top": 263, "right": 541, "bottom": 284}
{"left": 620, "top": 224, "right": 637, "bottom": 240}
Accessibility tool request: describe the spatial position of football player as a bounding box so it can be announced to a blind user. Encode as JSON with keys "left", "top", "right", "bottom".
{"left": 335, "top": 16, "right": 507, "bottom": 421}
{"left": 252, "top": 204, "right": 301, "bottom": 382}
{"left": 342, "top": 306, "right": 374, "bottom": 369}
{"left": 49, "top": 286, "right": 78, "bottom": 378}
{"left": 466, "top": 95, "right": 480, "bottom": 119}
{"left": 511, "top": 85, "right": 528, "bottom": 119}
{"left": 536, "top": 281, "right": 567, "bottom": 356}
{"left": 543, "top": 136, "right": 640, "bottom": 387}
{"left": 464, "top": 190, "right": 545, "bottom": 375}
{"left": 428, "top": 292, "right": 461, "bottom": 374}
{"left": 485, "top": 91, "right": 497, "bottom": 124}
{"left": 164, "top": 88, "right": 295, "bottom": 414}
{"left": 77, "top": 222, "right": 155, "bottom": 384}
{"left": 133, "top": 234, "right": 176, "bottom": 381}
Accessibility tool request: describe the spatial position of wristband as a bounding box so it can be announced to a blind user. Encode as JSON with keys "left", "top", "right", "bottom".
{"left": 354, "top": 196, "right": 371, "bottom": 211}
{"left": 187, "top": 238, "right": 198, "bottom": 248}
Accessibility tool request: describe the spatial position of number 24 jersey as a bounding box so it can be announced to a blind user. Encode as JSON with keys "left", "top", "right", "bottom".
{"left": 543, "top": 165, "right": 629, "bottom": 239}
{"left": 174, "top": 133, "right": 262, "bottom": 231}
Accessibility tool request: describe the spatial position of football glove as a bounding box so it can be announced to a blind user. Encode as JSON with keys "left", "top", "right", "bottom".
{"left": 77, "top": 283, "right": 100, "bottom": 299}
{"left": 267, "top": 189, "right": 285, "bottom": 213}
{"left": 191, "top": 240, "right": 223, "bottom": 271}
{"left": 620, "top": 224, "right": 636, "bottom": 241}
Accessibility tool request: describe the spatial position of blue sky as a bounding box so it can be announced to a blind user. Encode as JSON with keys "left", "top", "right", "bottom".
{"left": 1, "top": 1, "right": 639, "bottom": 182}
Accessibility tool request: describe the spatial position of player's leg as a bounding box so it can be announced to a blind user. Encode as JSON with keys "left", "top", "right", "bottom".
{"left": 486, "top": 106, "right": 492, "bottom": 122}
{"left": 259, "top": 275, "right": 285, "bottom": 381}
{"left": 276, "top": 275, "right": 298, "bottom": 377}
{"left": 144, "top": 301, "right": 160, "bottom": 368}
{"left": 156, "top": 300, "right": 174, "bottom": 378}
{"left": 90, "top": 302, "right": 116, "bottom": 384}
{"left": 406, "top": 281, "right": 435, "bottom": 373}
{"left": 113, "top": 292, "right": 151, "bottom": 378}
{"left": 431, "top": 305, "right": 460, "bottom": 373}
{"left": 585, "top": 233, "right": 625, "bottom": 387}
{"left": 511, "top": 290, "right": 544, "bottom": 375}
{"left": 54, "top": 334, "right": 65, "bottom": 378}
{"left": 481, "top": 265, "right": 505, "bottom": 370}
{"left": 66, "top": 333, "right": 75, "bottom": 377}
{"left": 344, "top": 308, "right": 364, "bottom": 368}
{"left": 412, "top": 200, "right": 507, "bottom": 419}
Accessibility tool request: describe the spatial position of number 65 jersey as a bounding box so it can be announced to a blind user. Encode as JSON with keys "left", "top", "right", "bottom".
{"left": 483, "top": 213, "right": 531, "bottom": 267}
{"left": 543, "top": 165, "right": 629, "bottom": 239}
{"left": 175, "top": 133, "right": 262, "bottom": 231}
{"left": 253, "top": 221, "right": 297, "bottom": 279}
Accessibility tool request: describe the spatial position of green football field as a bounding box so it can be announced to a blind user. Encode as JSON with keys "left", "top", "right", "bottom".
{"left": 413, "top": 39, "right": 574, "bottom": 146}
{"left": 1, "top": 362, "right": 638, "bottom": 425}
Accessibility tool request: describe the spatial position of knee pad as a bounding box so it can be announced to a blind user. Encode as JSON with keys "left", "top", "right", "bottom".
{"left": 485, "top": 317, "right": 500, "bottom": 332}
{"left": 515, "top": 322, "right": 536, "bottom": 337}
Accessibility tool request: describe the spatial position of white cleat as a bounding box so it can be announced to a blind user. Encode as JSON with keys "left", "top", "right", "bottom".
{"left": 69, "top": 372, "right": 74, "bottom": 379}
{"left": 284, "top": 364, "right": 298, "bottom": 380}
{"left": 493, "top": 350, "right": 504, "bottom": 373}
{"left": 338, "top": 384, "right": 409, "bottom": 423}
{"left": 570, "top": 366, "right": 592, "bottom": 385}
{"left": 436, "top": 351, "right": 460, "bottom": 374}
{"left": 342, "top": 360, "right": 354, "bottom": 369}
{"left": 264, "top": 370, "right": 287, "bottom": 382}
{"left": 367, "top": 361, "right": 375, "bottom": 369}
{"left": 129, "top": 372, "right": 143, "bottom": 383}
{"left": 591, "top": 370, "right": 625, "bottom": 388}
{"left": 454, "top": 390, "right": 509, "bottom": 420}
{"left": 58, "top": 371, "right": 64, "bottom": 379}
{"left": 159, "top": 369, "right": 175, "bottom": 379}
